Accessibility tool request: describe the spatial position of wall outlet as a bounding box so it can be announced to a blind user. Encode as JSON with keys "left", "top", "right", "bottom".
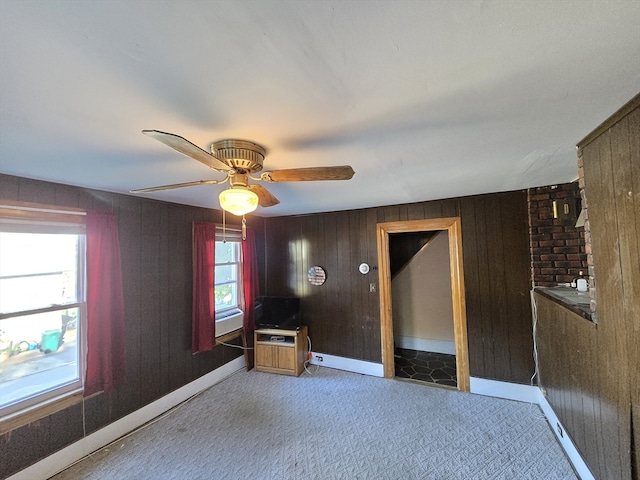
{"left": 315, "top": 355, "right": 323, "bottom": 362}
{"left": 369, "top": 282, "right": 376, "bottom": 293}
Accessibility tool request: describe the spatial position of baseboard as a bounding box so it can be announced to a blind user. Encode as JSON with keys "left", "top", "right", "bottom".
{"left": 469, "top": 377, "right": 539, "bottom": 403}
{"left": 469, "top": 377, "right": 594, "bottom": 480}
{"left": 309, "top": 352, "right": 384, "bottom": 377}
{"left": 394, "top": 335, "right": 456, "bottom": 355}
{"left": 537, "top": 391, "right": 595, "bottom": 480}
{"left": 11, "top": 359, "right": 593, "bottom": 480}
{"left": 8, "top": 356, "right": 246, "bottom": 480}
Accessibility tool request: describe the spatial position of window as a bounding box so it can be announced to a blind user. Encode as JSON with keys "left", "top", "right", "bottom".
{"left": 214, "top": 233, "right": 243, "bottom": 317}
{"left": 0, "top": 205, "right": 85, "bottom": 418}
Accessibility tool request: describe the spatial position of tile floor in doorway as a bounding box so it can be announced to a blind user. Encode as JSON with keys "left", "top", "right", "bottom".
{"left": 394, "top": 347, "right": 457, "bottom": 387}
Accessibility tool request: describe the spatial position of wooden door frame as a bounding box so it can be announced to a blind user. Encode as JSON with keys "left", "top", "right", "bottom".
{"left": 376, "top": 217, "right": 470, "bottom": 391}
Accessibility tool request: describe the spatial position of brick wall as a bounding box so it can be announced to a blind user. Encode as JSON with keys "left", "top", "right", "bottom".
{"left": 528, "top": 182, "right": 588, "bottom": 286}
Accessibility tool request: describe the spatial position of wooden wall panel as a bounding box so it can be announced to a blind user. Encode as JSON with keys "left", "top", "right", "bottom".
{"left": 535, "top": 294, "right": 599, "bottom": 467}
{"left": 536, "top": 94, "right": 639, "bottom": 480}
{"left": 365, "top": 208, "right": 381, "bottom": 358}
{"left": 458, "top": 197, "right": 484, "bottom": 375}
{"left": 627, "top": 106, "right": 640, "bottom": 480}
{"left": 264, "top": 191, "right": 534, "bottom": 381}
{"left": 500, "top": 192, "right": 534, "bottom": 382}
{"left": 139, "top": 201, "right": 164, "bottom": 406}
{"left": 0, "top": 174, "right": 253, "bottom": 479}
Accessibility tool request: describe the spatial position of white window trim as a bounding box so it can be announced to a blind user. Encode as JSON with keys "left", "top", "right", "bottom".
{"left": 0, "top": 201, "right": 87, "bottom": 429}
{"left": 214, "top": 225, "right": 244, "bottom": 334}
{"left": 214, "top": 227, "right": 244, "bottom": 314}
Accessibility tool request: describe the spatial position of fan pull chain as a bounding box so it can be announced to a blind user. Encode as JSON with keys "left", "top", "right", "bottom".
{"left": 222, "top": 208, "right": 227, "bottom": 243}
{"left": 242, "top": 215, "right": 247, "bottom": 241}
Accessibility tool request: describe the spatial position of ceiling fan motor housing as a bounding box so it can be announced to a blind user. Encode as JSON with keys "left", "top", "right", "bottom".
{"left": 211, "top": 139, "right": 265, "bottom": 173}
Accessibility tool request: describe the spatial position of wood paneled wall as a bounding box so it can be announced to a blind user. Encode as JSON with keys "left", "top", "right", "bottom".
{"left": 263, "top": 191, "right": 534, "bottom": 384}
{"left": 0, "top": 174, "right": 261, "bottom": 478}
{"left": 536, "top": 94, "right": 639, "bottom": 480}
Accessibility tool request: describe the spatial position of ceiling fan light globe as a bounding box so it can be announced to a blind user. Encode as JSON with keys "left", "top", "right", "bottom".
{"left": 219, "top": 188, "right": 259, "bottom": 216}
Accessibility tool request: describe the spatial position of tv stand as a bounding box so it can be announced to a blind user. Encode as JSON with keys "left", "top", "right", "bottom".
{"left": 254, "top": 326, "right": 307, "bottom": 376}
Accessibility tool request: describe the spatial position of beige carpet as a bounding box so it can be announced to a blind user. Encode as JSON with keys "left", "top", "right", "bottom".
{"left": 50, "top": 366, "right": 577, "bottom": 479}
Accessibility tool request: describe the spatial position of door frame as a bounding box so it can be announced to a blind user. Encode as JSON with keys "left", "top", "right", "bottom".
{"left": 376, "top": 217, "right": 470, "bottom": 391}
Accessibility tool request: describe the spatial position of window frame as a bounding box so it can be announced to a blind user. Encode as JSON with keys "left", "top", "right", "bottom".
{"left": 214, "top": 227, "right": 244, "bottom": 318}
{"left": 0, "top": 201, "right": 87, "bottom": 432}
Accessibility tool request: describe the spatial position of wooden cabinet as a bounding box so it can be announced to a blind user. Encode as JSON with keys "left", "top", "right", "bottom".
{"left": 254, "top": 326, "right": 307, "bottom": 376}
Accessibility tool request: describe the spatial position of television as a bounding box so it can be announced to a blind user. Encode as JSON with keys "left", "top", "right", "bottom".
{"left": 254, "top": 296, "right": 301, "bottom": 330}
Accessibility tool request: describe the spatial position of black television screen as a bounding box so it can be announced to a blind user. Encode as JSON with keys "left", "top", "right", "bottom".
{"left": 254, "top": 296, "right": 301, "bottom": 330}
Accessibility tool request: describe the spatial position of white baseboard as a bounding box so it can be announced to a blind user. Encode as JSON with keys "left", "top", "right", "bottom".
{"left": 470, "top": 377, "right": 594, "bottom": 480}
{"left": 8, "top": 356, "right": 246, "bottom": 480}
{"left": 394, "top": 335, "right": 456, "bottom": 355}
{"left": 310, "top": 364, "right": 592, "bottom": 479}
{"left": 469, "top": 377, "right": 539, "bottom": 403}
{"left": 10, "top": 358, "right": 593, "bottom": 480}
{"left": 537, "top": 391, "right": 595, "bottom": 480}
{"left": 309, "top": 352, "right": 384, "bottom": 377}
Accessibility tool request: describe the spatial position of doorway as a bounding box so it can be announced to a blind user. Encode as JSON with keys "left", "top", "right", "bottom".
{"left": 376, "top": 217, "right": 470, "bottom": 391}
{"left": 391, "top": 230, "right": 457, "bottom": 387}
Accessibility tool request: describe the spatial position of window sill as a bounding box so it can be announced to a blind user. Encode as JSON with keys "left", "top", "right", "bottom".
{"left": 0, "top": 389, "right": 97, "bottom": 435}
{"left": 534, "top": 287, "right": 594, "bottom": 322}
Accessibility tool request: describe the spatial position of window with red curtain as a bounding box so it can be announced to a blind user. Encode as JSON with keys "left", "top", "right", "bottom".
{"left": 192, "top": 222, "right": 216, "bottom": 353}
{"left": 193, "top": 222, "right": 258, "bottom": 353}
{"left": 85, "top": 210, "right": 127, "bottom": 396}
{"left": 0, "top": 203, "right": 86, "bottom": 417}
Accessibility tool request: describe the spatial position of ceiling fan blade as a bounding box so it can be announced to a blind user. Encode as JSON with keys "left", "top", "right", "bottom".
{"left": 248, "top": 184, "right": 280, "bottom": 207}
{"left": 130, "top": 179, "right": 223, "bottom": 193}
{"left": 262, "top": 165, "right": 355, "bottom": 182}
{"left": 142, "top": 130, "right": 232, "bottom": 172}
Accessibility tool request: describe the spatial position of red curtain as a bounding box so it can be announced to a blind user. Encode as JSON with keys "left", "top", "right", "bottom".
{"left": 192, "top": 222, "right": 216, "bottom": 353}
{"left": 84, "top": 211, "right": 127, "bottom": 396}
{"left": 242, "top": 227, "right": 260, "bottom": 333}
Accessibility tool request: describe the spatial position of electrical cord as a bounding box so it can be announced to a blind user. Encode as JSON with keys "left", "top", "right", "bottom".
{"left": 530, "top": 289, "right": 540, "bottom": 387}
{"left": 303, "top": 335, "right": 319, "bottom": 375}
{"left": 216, "top": 340, "right": 253, "bottom": 350}
{"left": 529, "top": 289, "right": 545, "bottom": 419}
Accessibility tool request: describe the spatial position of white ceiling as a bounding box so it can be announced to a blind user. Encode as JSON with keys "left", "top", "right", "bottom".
{"left": 1, "top": 1, "right": 639, "bottom": 217}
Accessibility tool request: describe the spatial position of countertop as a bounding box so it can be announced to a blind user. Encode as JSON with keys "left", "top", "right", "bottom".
{"left": 534, "top": 286, "right": 593, "bottom": 321}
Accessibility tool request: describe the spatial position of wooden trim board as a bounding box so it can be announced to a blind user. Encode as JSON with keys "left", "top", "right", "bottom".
{"left": 376, "top": 217, "right": 470, "bottom": 391}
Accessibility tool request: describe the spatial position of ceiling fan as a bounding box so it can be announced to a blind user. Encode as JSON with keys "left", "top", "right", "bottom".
{"left": 131, "top": 130, "right": 355, "bottom": 216}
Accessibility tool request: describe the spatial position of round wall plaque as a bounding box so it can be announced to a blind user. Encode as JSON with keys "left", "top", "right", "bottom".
{"left": 307, "top": 266, "right": 327, "bottom": 286}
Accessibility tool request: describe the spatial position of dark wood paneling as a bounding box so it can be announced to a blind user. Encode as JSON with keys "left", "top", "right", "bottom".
{"left": 0, "top": 174, "right": 253, "bottom": 479}
{"left": 485, "top": 194, "right": 510, "bottom": 380}
{"left": 627, "top": 106, "right": 640, "bottom": 480}
{"left": 264, "top": 191, "right": 534, "bottom": 381}
{"left": 459, "top": 196, "right": 484, "bottom": 375}
{"left": 535, "top": 294, "right": 599, "bottom": 467}
{"left": 139, "top": 200, "right": 164, "bottom": 406}
{"left": 537, "top": 95, "right": 639, "bottom": 480}
{"left": 500, "top": 192, "right": 534, "bottom": 381}
{"left": 364, "top": 208, "right": 381, "bottom": 359}
{"left": 117, "top": 196, "right": 143, "bottom": 419}
{"left": 583, "top": 110, "right": 631, "bottom": 480}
